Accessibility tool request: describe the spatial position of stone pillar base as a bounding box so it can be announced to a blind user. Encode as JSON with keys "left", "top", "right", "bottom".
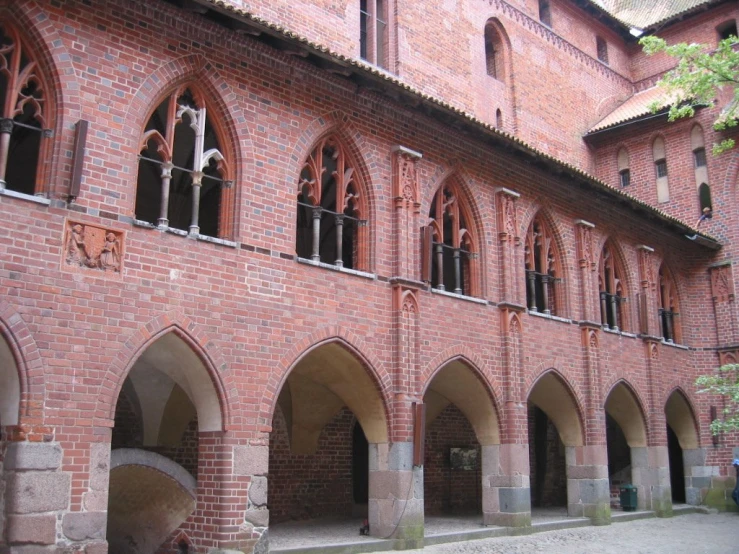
{"left": 631, "top": 446, "right": 671, "bottom": 514}
{"left": 566, "top": 446, "right": 610, "bottom": 525}
{"left": 368, "top": 442, "right": 424, "bottom": 548}
{"left": 481, "top": 444, "right": 531, "bottom": 528}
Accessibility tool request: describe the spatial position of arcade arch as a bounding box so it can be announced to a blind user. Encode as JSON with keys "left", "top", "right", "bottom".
{"left": 665, "top": 389, "right": 700, "bottom": 504}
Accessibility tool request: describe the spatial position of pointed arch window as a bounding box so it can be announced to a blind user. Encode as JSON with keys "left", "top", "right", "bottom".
{"left": 653, "top": 136, "right": 669, "bottom": 202}
{"left": 524, "top": 215, "right": 560, "bottom": 315}
{"left": 296, "top": 136, "right": 368, "bottom": 270}
{"left": 484, "top": 21, "right": 505, "bottom": 81}
{"left": 691, "top": 125, "right": 711, "bottom": 214}
{"left": 599, "top": 243, "right": 627, "bottom": 331}
{"left": 0, "top": 22, "right": 52, "bottom": 196}
{"left": 136, "top": 86, "right": 233, "bottom": 239}
{"left": 659, "top": 265, "right": 681, "bottom": 343}
{"left": 423, "top": 182, "right": 479, "bottom": 296}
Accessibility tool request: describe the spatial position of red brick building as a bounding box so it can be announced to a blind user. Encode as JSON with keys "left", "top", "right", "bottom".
{"left": 0, "top": 0, "right": 737, "bottom": 552}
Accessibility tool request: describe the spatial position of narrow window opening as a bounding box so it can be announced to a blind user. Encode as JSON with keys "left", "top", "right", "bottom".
{"left": 359, "top": 0, "right": 388, "bottom": 68}
{"left": 538, "top": 0, "right": 552, "bottom": 27}
{"left": 596, "top": 36, "right": 609, "bottom": 64}
{"left": 619, "top": 169, "right": 630, "bottom": 188}
{"left": 658, "top": 266, "right": 681, "bottom": 343}
{"left": 693, "top": 147, "right": 707, "bottom": 168}
{"left": 484, "top": 24, "right": 505, "bottom": 81}
{"left": 717, "top": 20, "right": 737, "bottom": 41}
{"left": 699, "top": 183, "right": 712, "bottom": 212}
{"left": 496, "top": 109, "right": 503, "bottom": 129}
{"left": 655, "top": 159, "right": 667, "bottom": 178}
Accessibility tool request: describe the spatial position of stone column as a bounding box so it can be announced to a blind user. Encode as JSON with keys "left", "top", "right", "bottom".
{"left": 368, "top": 442, "right": 424, "bottom": 549}
{"left": 682, "top": 447, "right": 714, "bottom": 506}
{"left": 637, "top": 245, "right": 659, "bottom": 337}
{"left": 630, "top": 445, "right": 672, "bottom": 516}
{"left": 565, "top": 445, "right": 610, "bottom": 523}
{"left": 482, "top": 443, "right": 531, "bottom": 527}
{"left": 233, "top": 441, "right": 270, "bottom": 554}
{"left": 4, "top": 436, "right": 71, "bottom": 550}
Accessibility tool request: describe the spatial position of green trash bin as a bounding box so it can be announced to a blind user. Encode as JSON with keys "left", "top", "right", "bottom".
{"left": 620, "top": 484, "right": 637, "bottom": 511}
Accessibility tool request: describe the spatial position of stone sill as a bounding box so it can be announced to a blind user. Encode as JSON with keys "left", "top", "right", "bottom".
{"left": 296, "top": 257, "right": 376, "bottom": 280}
{"left": 430, "top": 288, "right": 488, "bottom": 305}
{"left": 602, "top": 327, "right": 638, "bottom": 339}
{"left": 661, "top": 339, "right": 689, "bottom": 350}
{"left": 132, "top": 219, "right": 237, "bottom": 248}
{"left": 0, "top": 188, "right": 51, "bottom": 206}
{"left": 527, "top": 310, "right": 572, "bottom": 324}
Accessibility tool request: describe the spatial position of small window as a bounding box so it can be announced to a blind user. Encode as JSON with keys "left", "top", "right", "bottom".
{"left": 599, "top": 243, "right": 628, "bottom": 331}
{"left": 496, "top": 109, "right": 503, "bottom": 129}
{"left": 619, "top": 169, "right": 630, "bottom": 188}
{"left": 596, "top": 36, "right": 609, "bottom": 64}
{"left": 717, "top": 20, "right": 737, "bottom": 41}
{"left": 655, "top": 159, "right": 667, "bottom": 178}
{"left": 658, "top": 265, "right": 681, "bottom": 343}
{"left": 617, "top": 147, "right": 630, "bottom": 187}
{"left": 693, "top": 147, "right": 707, "bottom": 168}
{"left": 539, "top": 0, "right": 552, "bottom": 27}
{"left": 360, "top": 0, "right": 388, "bottom": 69}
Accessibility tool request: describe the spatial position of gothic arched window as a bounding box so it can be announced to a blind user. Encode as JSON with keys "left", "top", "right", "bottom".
{"left": 0, "top": 22, "right": 52, "bottom": 196}
{"left": 524, "top": 215, "right": 560, "bottom": 315}
{"left": 423, "top": 182, "right": 479, "bottom": 296}
{"left": 296, "top": 136, "right": 368, "bottom": 270}
{"left": 484, "top": 20, "right": 506, "bottom": 82}
{"left": 599, "top": 242, "right": 628, "bottom": 331}
{"left": 136, "top": 86, "right": 233, "bottom": 239}
{"left": 658, "top": 265, "right": 682, "bottom": 343}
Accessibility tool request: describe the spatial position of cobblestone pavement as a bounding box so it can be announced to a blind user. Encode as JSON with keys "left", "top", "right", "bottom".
{"left": 376, "top": 513, "right": 738, "bottom": 554}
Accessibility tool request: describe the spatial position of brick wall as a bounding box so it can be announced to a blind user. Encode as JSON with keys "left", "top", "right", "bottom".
{"left": 424, "top": 404, "right": 482, "bottom": 515}
{"left": 269, "top": 406, "right": 355, "bottom": 524}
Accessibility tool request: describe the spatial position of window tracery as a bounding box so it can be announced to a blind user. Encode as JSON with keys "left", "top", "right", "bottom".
{"left": 424, "top": 182, "right": 478, "bottom": 296}
{"left": 658, "top": 265, "right": 681, "bottom": 343}
{"left": 136, "top": 86, "right": 233, "bottom": 239}
{"left": 296, "top": 136, "right": 367, "bottom": 270}
{"left": 524, "top": 215, "right": 560, "bottom": 315}
{"left": 0, "top": 22, "right": 51, "bottom": 196}
{"left": 599, "top": 243, "right": 627, "bottom": 331}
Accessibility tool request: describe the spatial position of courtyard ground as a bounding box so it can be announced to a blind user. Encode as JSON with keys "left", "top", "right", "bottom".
{"left": 375, "top": 512, "right": 737, "bottom": 554}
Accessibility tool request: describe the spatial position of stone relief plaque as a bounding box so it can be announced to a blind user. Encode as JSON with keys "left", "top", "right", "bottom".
{"left": 63, "top": 220, "right": 124, "bottom": 275}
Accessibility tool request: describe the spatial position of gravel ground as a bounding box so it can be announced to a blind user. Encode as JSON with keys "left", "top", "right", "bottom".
{"left": 374, "top": 513, "right": 737, "bottom": 554}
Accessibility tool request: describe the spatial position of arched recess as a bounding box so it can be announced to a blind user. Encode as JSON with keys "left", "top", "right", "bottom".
{"left": 0, "top": 331, "right": 21, "bottom": 426}
{"left": 481, "top": 17, "right": 517, "bottom": 132}
{"left": 424, "top": 172, "right": 484, "bottom": 297}
{"left": 423, "top": 357, "right": 500, "bottom": 446}
{"left": 664, "top": 388, "right": 700, "bottom": 504}
{"left": 605, "top": 381, "right": 648, "bottom": 448}
{"left": 272, "top": 339, "right": 389, "bottom": 454}
{"left": 422, "top": 357, "right": 499, "bottom": 519}
{"left": 528, "top": 371, "right": 584, "bottom": 447}
{"left": 658, "top": 263, "right": 683, "bottom": 343}
{"left": 664, "top": 389, "right": 699, "bottom": 450}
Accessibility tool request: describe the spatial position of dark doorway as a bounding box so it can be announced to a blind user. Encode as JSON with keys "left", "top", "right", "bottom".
{"left": 528, "top": 405, "right": 566, "bottom": 507}
{"left": 352, "top": 422, "right": 369, "bottom": 505}
{"left": 667, "top": 425, "right": 686, "bottom": 503}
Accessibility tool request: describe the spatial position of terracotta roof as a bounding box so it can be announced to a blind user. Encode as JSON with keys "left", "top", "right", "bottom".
{"left": 588, "top": 86, "right": 674, "bottom": 133}
{"left": 198, "top": 0, "right": 720, "bottom": 249}
{"left": 586, "top": 0, "right": 717, "bottom": 29}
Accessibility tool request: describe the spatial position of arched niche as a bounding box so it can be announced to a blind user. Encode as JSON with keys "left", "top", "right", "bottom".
{"left": 665, "top": 390, "right": 699, "bottom": 449}
{"left": 528, "top": 371, "right": 583, "bottom": 447}
{"left": 605, "top": 382, "right": 647, "bottom": 447}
